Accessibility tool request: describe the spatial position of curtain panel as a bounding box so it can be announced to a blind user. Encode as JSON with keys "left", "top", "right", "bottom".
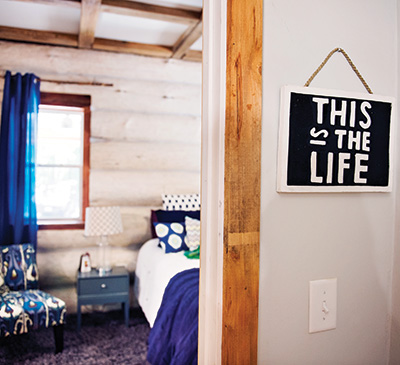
{"left": 0, "top": 71, "right": 40, "bottom": 246}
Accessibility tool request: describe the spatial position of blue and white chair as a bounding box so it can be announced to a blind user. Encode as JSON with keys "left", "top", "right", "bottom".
{"left": 0, "top": 243, "right": 66, "bottom": 353}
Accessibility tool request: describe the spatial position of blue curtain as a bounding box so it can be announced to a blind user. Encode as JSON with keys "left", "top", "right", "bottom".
{"left": 0, "top": 71, "right": 40, "bottom": 247}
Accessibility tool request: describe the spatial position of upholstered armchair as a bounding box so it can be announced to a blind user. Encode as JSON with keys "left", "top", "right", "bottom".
{"left": 0, "top": 243, "right": 66, "bottom": 353}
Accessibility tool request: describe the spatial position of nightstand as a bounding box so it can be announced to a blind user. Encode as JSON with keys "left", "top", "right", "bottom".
{"left": 76, "top": 266, "right": 130, "bottom": 331}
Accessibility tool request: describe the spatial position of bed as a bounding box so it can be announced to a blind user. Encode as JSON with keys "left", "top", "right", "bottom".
{"left": 133, "top": 238, "right": 199, "bottom": 327}
{"left": 147, "top": 267, "right": 199, "bottom": 364}
{"left": 134, "top": 196, "right": 201, "bottom": 364}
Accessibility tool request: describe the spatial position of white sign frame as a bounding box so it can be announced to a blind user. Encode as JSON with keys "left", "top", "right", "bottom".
{"left": 277, "top": 85, "right": 396, "bottom": 193}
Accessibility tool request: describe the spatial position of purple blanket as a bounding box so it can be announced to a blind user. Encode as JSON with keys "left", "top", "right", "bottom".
{"left": 147, "top": 268, "right": 199, "bottom": 365}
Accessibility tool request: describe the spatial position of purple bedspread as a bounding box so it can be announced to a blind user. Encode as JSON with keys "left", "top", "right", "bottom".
{"left": 147, "top": 268, "right": 199, "bottom": 365}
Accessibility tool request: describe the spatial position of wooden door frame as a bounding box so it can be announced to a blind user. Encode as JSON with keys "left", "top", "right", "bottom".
{"left": 199, "top": 0, "right": 262, "bottom": 363}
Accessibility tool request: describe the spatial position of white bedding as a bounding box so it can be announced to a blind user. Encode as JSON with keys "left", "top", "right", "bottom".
{"left": 134, "top": 238, "right": 200, "bottom": 327}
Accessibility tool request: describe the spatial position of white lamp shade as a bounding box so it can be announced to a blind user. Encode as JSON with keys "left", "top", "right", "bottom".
{"left": 84, "top": 206, "right": 123, "bottom": 237}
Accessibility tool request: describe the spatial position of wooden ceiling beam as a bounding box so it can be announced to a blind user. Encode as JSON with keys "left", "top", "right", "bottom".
{"left": 0, "top": 26, "right": 172, "bottom": 58}
{"left": 6, "top": 0, "right": 203, "bottom": 61}
{"left": 101, "top": 0, "right": 201, "bottom": 25}
{"left": 12, "top": 0, "right": 202, "bottom": 25}
{"left": 0, "top": 26, "right": 201, "bottom": 60}
{"left": 171, "top": 19, "right": 202, "bottom": 60}
{"left": 93, "top": 37, "right": 173, "bottom": 58}
{"left": 181, "top": 50, "right": 202, "bottom": 62}
{"left": 0, "top": 26, "right": 78, "bottom": 47}
{"left": 11, "top": 0, "right": 80, "bottom": 8}
{"left": 78, "top": 0, "right": 101, "bottom": 48}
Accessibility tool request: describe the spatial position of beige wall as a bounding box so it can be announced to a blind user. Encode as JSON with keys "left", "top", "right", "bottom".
{"left": 259, "top": 1, "right": 397, "bottom": 364}
{"left": 0, "top": 41, "right": 201, "bottom": 312}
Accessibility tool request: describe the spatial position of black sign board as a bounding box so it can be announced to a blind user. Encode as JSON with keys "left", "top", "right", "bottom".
{"left": 277, "top": 86, "right": 395, "bottom": 192}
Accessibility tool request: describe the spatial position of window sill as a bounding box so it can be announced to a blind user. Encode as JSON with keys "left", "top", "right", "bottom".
{"left": 38, "top": 220, "right": 85, "bottom": 230}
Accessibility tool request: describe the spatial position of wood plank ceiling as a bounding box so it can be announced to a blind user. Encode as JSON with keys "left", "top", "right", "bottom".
{"left": 0, "top": 0, "right": 202, "bottom": 62}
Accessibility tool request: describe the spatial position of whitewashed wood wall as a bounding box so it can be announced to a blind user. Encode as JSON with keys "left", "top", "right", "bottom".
{"left": 0, "top": 41, "right": 201, "bottom": 312}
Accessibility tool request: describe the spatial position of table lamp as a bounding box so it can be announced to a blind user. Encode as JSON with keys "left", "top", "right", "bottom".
{"left": 84, "top": 206, "right": 123, "bottom": 275}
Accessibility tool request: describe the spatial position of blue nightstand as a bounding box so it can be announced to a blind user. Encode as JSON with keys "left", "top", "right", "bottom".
{"left": 76, "top": 266, "right": 130, "bottom": 330}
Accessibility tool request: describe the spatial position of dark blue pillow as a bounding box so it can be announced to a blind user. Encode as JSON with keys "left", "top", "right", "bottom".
{"left": 153, "top": 222, "right": 189, "bottom": 253}
{"left": 150, "top": 209, "right": 200, "bottom": 238}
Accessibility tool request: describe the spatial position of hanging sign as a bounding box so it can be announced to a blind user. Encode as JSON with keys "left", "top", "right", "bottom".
{"left": 277, "top": 86, "right": 395, "bottom": 192}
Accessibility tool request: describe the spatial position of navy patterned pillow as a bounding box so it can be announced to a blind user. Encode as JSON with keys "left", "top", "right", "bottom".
{"left": 153, "top": 222, "right": 189, "bottom": 253}
{"left": 150, "top": 209, "right": 200, "bottom": 238}
{"left": 1, "top": 244, "right": 39, "bottom": 291}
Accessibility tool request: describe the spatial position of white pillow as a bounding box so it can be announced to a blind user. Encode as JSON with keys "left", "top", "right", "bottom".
{"left": 162, "top": 194, "right": 200, "bottom": 211}
{"left": 185, "top": 216, "right": 200, "bottom": 251}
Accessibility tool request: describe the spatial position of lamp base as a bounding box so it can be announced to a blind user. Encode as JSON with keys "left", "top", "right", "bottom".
{"left": 98, "top": 236, "right": 112, "bottom": 276}
{"left": 98, "top": 266, "right": 112, "bottom": 276}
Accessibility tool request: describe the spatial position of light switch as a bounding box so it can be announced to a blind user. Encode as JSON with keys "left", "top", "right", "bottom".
{"left": 309, "top": 278, "right": 337, "bottom": 333}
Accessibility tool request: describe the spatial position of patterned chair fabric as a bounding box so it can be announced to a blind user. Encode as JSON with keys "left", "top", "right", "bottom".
{"left": 0, "top": 244, "right": 66, "bottom": 351}
{"left": 1, "top": 244, "right": 39, "bottom": 291}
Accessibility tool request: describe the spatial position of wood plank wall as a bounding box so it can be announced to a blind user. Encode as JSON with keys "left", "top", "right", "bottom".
{"left": 0, "top": 41, "right": 201, "bottom": 311}
{"left": 222, "top": 0, "right": 263, "bottom": 362}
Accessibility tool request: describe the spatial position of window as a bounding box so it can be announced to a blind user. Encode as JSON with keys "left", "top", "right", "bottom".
{"left": 37, "top": 93, "right": 90, "bottom": 229}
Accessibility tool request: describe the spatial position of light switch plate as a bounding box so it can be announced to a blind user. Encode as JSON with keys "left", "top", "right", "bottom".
{"left": 309, "top": 278, "right": 337, "bottom": 333}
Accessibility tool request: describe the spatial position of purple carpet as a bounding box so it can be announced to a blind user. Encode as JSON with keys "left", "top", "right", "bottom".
{"left": 0, "top": 308, "right": 150, "bottom": 364}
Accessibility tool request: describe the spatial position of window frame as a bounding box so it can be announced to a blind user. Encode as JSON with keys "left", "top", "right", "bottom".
{"left": 38, "top": 92, "right": 91, "bottom": 230}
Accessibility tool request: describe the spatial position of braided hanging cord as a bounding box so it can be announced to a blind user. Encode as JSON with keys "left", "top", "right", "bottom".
{"left": 304, "top": 47, "right": 373, "bottom": 94}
